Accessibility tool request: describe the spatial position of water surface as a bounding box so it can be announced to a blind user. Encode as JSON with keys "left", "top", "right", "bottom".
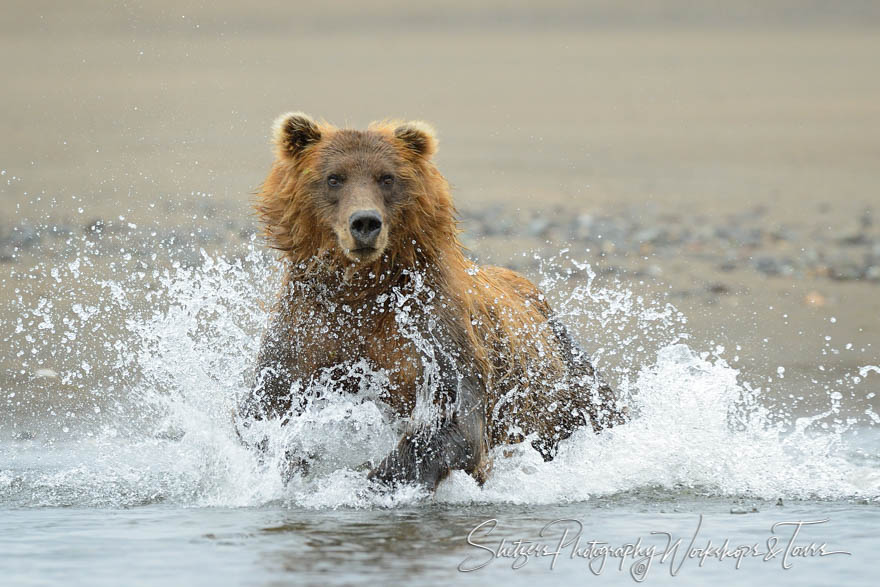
{"left": 2, "top": 244, "right": 878, "bottom": 585}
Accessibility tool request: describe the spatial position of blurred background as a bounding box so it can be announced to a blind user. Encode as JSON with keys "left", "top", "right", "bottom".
{"left": 2, "top": 0, "right": 879, "bottom": 418}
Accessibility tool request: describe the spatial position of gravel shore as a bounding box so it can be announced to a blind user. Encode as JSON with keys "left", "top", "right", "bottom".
{"left": 4, "top": 201, "right": 878, "bottom": 286}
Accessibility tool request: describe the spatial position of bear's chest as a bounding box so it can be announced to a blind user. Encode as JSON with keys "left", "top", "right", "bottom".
{"left": 287, "top": 299, "right": 425, "bottom": 414}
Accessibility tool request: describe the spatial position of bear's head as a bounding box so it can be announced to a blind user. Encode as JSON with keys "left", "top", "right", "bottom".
{"left": 257, "top": 113, "right": 457, "bottom": 273}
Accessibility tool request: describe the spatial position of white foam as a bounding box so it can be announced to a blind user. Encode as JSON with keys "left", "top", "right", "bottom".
{"left": 2, "top": 243, "right": 878, "bottom": 508}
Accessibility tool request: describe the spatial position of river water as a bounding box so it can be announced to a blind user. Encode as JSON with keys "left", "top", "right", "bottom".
{"left": 1, "top": 244, "right": 878, "bottom": 585}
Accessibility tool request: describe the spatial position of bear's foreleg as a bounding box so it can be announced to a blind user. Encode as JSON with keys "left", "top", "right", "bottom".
{"left": 368, "top": 373, "right": 490, "bottom": 490}
{"left": 235, "top": 309, "right": 314, "bottom": 479}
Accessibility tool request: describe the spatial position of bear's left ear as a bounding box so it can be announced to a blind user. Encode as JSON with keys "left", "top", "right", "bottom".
{"left": 273, "top": 112, "right": 322, "bottom": 159}
{"left": 394, "top": 121, "right": 438, "bottom": 159}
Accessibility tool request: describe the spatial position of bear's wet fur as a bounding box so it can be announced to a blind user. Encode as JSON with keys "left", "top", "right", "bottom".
{"left": 237, "top": 113, "right": 625, "bottom": 489}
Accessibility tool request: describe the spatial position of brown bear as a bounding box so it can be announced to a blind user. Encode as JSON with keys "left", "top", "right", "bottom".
{"left": 236, "top": 112, "right": 625, "bottom": 490}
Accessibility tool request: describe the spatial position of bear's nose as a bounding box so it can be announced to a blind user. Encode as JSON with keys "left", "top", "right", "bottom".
{"left": 349, "top": 210, "right": 383, "bottom": 248}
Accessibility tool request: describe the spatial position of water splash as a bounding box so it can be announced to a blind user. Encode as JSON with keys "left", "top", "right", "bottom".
{"left": 1, "top": 238, "right": 878, "bottom": 508}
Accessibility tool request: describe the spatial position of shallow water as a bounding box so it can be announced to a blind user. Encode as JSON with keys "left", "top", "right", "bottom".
{"left": 0, "top": 493, "right": 878, "bottom": 586}
{"left": 1, "top": 241, "right": 879, "bottom": 584}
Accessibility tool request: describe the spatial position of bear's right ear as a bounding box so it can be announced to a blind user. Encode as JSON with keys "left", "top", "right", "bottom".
{"left": 273, "top": 112, "right": 322, "bottom": 159}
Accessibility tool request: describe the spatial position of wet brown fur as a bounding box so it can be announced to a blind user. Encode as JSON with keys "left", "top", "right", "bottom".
{"left": 242, "top": 113, "right": 624, "bottom": 489}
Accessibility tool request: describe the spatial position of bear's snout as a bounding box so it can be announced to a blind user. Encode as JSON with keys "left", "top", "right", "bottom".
{"left": 349, "top": 210, "right": 383, "bottom": 249}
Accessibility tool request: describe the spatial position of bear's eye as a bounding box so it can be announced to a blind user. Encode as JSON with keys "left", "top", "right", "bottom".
{"left": 379, "top": 174, "right": 394, "bottom": 186}
{"left": 327, "top": 174, "right": 342, "bottom": 187}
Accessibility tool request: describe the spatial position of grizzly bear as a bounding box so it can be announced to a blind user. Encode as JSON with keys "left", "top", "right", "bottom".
{"left": 236, "top": 113, "right": 625, "bottom": 490}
